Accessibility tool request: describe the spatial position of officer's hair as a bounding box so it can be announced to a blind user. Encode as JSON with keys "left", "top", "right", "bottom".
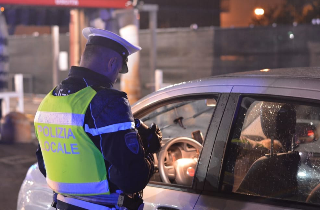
{"left": 80, "top": 45, "right": 122, "bottom": 73}
{"left": 82, "top": 45, "right": 119, "bottom": 61}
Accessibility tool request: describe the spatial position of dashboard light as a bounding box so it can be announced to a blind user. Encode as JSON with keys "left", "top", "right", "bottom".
{"left": 308, "top": 130, "right": 314, "bottom": 137}
{"left": 187, "top": 167, "right": 195, "bottom": 177}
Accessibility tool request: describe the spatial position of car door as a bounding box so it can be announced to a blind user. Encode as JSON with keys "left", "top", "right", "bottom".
{"left": 133, "top": 93, "right": 230, "bottom": 210}
{"left": 195, "top": 86, "right": 320, "bottom": 210}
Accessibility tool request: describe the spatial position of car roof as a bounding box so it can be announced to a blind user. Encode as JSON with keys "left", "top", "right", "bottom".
{"left": 221, "top": 67, "right": 320, "bottom": 79}
{"left": 132, "top": 67, "right": 320, "bottom": 112}
{"left": 158, "top": 67, "right": 320, "bottom": 91}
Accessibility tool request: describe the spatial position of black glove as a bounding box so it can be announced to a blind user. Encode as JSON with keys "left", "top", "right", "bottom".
{"left": 135, "top": 119, "right": 162, "bottom": 154}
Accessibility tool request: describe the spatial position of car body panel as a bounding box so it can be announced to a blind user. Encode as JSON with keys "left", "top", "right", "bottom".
{"left": 17, "top": 164, "right": 201, "bottom": 210}
{"left": 143, "top": 186, "right": 200, "bottom": 210}
{"left": 194, "top": 94, "right": 230, "bottom": 191}
{"left": 227, "top": 77, "right": 320, "bottom": 91}
{"left": 133, "top": 71, "right": 320, "bottom": 114}
{"left": 194, "top": 194, "right": 300, "bottom": 210}
{"left": 17, "top": 164, "right": 54, "bottom": 210}
{"left": 232, "top": 86, "right": 320, "bottom": 100}
{"left": 204, "top": 94, "right": 240, "bottom": 192}
{"left": 132, "top": 82, "right": 233, "bottom": 114}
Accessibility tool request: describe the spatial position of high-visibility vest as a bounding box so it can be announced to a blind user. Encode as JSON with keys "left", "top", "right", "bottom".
{"left": 34, "top": 87, "right": 110, "bottom": 196}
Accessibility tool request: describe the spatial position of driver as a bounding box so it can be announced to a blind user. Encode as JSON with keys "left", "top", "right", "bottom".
{"left": 35, "top": 27, "right": 162, "bottom": 210}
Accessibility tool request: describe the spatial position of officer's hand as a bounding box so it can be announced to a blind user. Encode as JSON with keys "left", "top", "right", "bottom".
{"left": 135, "top": 119, "right": 162, "bottom": 154}
{"left": 147, "top": 123, "right": 162, "bottom": 154}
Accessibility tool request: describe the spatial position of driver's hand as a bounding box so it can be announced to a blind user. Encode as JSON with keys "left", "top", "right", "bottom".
{"left": 135, "top": 119, "right": 162, "bottom": 154}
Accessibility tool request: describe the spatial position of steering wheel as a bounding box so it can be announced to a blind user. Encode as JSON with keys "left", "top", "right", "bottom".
{"left": 158, "top": 137, "right": 202, "bottom": 184}
{"left": 306, "top": 182, "right": 320, "bottom": 203}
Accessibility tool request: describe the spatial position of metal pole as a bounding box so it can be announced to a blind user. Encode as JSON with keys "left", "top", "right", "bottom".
{"left": 0, "top": 12, "right": 8, "bottom": 91}
{"left": 155, "top": 69, "right": 163, "bottom": 91}
{"left": 14, "top": 74, "right": 24, "bottom": 113}
{"left": 52, "top": 25, "right": 59, "bottom": 87}
{"left": 69, "top": 9, "right": 80, "bottom": 66}
{"left": 79, "top": 9, "right": 88, "bottom": 57}
{"left": 149, "top": 10, "right": 157, "bottom": 89}
{"left": 137, "top": 4, "right": 158, "bottom": 91}
{"left": 119, "top": 9, "right": 141, "bottom": 104}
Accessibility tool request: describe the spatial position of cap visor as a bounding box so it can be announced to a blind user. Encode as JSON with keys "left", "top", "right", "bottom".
{"left": 120, "top": 63, "right": 128, "bottom": 74}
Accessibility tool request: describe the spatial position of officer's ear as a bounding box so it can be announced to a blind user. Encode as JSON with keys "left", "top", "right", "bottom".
{"left": 108, "top": 57, "right": 119, "bottom": 73}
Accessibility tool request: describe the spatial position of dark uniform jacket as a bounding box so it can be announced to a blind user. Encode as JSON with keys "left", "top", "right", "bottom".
{"left": 36, "top": 66, "right": 154, "bottom": 194}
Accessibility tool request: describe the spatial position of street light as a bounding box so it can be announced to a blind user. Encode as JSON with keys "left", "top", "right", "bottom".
{"left": 254, "top": 8, "right": 264, "bottom": 16}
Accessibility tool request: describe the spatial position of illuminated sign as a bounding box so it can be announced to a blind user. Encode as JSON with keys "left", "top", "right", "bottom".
{"left": 55, "top": 0, "right": 79, "bottom": 6}
{"left": 0, "top": 0, "right": 127, "bottom": 8}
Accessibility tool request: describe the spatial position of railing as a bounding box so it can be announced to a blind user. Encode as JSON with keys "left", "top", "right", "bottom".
{"left": 8, "top": 73, "right": 33, "bottom": 94}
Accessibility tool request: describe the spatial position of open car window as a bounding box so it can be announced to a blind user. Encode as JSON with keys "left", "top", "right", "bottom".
{"left": 142, "top": 99, "right": 215, "bottom": 140}
{"left": 222, "top": 97, "right": 320, "bottom": 206}
{"left": 141, "top": 98, "right": 216, "bottom": 186}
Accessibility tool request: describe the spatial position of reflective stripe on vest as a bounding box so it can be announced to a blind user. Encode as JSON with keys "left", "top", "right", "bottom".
{"left": 35, "top": 111, "right": 84, "bottom": 126}
{"left": 34, "top": 87, "right": 110, "bottom": 196}
{"left": 47, "top": 177, "right": 109, "bottom": 195}
{"left": 84, "top": 122, "right": 135, "bottom": 136}
{"left": 57, "top": 194, "right": 114, "bottom": 210}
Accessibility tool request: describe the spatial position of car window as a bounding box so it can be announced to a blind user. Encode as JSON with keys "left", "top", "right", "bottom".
{"left": 221, "top": 97, "right": 320, "bottom": 206}
{"left": 141, "top": 98, "right": 216, "bottom": 186}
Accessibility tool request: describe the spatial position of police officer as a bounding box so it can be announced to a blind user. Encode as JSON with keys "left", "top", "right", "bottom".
{"left": 35, "top": 27, "right": 162, "bottom": 210}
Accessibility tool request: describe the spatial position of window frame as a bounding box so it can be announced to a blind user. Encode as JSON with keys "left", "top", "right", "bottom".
{"left": 207, "top": 92, "right": 320, "bottom": 210}
{"left": 133, "top": 93, "right": 229, "bottom": 192}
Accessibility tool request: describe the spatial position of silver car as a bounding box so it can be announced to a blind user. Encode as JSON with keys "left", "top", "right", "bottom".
{"left": 18, "top": 67, "right": 320, "bottom": 210}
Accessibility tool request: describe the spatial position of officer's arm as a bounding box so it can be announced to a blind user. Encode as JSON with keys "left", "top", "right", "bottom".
{"left": 35, "top": 126, "right": 46, "bottom": 177}
{"left": 101, "top": 130, "right": 154, "bottom": 193}
{"left": 91, "top": 93, "right": 154, "bottom": 194}
{"left": 36, "top": 144, "right": 46, "bottom": 177}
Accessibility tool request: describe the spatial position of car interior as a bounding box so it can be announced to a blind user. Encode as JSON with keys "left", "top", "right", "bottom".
{"left": 141, "top": 98, "right": 216, "bottom": 186}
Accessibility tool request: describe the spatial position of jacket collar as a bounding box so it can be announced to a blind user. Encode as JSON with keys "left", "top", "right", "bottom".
{"left": 68, "top": 66, "right": 114, "bottom": 88}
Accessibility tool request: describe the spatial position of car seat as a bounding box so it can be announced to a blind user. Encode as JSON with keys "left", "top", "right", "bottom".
{"left": 260, "top": 103, "right": 296, "bottom": 152}
{"left": 236, "top": 102, "right": 300, "bottom": 198}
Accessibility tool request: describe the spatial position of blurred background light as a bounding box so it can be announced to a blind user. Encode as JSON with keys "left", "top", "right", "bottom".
{"left": 254, "top": 8, "right": 264, "bottom": 16}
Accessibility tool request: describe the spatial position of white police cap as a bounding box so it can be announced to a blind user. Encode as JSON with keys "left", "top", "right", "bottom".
{"left": 82, "top": 27, "right": 141, "bottom": 73}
